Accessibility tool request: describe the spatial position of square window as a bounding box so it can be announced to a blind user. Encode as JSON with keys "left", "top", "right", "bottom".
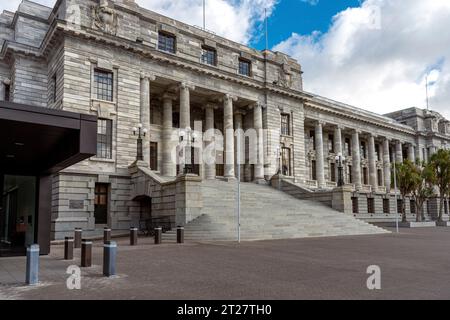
{"left": 158, "top": 32, "right": 176, "bottom": 53}
{"left": 238, "top": 59, "right": 251, "bottom": 76}
{"left": 94, "top": 69, "right": 114, "bottom": 102}
{"left": 202, "top": 47, "right": 216, "bottom": 66}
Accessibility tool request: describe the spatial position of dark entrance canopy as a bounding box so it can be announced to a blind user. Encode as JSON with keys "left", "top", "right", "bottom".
{"left": 0, "top": 101, "right": 97, "bottom": 256}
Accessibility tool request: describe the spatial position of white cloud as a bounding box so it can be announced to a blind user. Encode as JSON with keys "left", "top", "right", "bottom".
{"left": 1, "top": 0, "right": 276, "bottom": 44}
{"left": 273, "top": 0, "right": 450, "bottom": 118}
{"left": 300, "top": 0, "right": 319, "bottom": 6}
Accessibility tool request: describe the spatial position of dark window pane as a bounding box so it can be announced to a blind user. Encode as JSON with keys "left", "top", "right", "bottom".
{"left": 96, "top": 119, "right": 112, "bottom": 159}
{"left": 281, "top": 114, "right": 290, "bottom": 136}
{"left": 94, "top": 69, "right": 113, "bottom": 101}
{"left": 238, "top": 59, "right": 251, "bottom": 76}
{"left": 158, "top": 33, "right": 176, "bottom": 53}
{"left": 4, "top": 84, "right": 10, "bottom": 101}
{"left": 202, "top": 47, "right": 216, "bottom": 66}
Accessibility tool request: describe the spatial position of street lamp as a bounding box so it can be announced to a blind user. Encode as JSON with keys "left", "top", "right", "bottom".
{"left": 133, "top": 123, "right": 147, "bottom": 161}
{"left": 181, "top": 128, "right": 198, "bottom": 174}
{"left": 335, "top": 152, "right": 346, "bottom": 187}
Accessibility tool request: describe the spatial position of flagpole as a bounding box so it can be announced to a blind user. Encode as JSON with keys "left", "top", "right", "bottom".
{"left": 237, "top": 129, "right": 241, "bottom": 243}
{"left": 425, "top": 75, "right": 429, "bottom": 111}
{"left": 393, "top": 160, "right": 399, "bottom": 233}
{"left": 265, "top": 8, "right": 268, "bottom": 50}
{"left": 203, "top": 0, "right": 206, "bottom": 30}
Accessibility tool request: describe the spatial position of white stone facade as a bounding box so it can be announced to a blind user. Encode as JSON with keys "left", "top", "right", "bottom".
{"left": 1, "top": 0, "right": 450, "bottom": 239}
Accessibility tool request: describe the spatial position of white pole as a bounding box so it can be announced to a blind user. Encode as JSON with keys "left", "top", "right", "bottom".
{"left": 265, "top": 8, "right": 269, "bottom": 50}
{"left": 393, "top": 160, "right": 399, "bottom": 233}
{"left": 425, "top": 75, "right": 429, "bottom": 111}
{"left": 237, "top": 129, "right": 241, "bottom": 243}
{"left": 203, "top": 0, "right": 206, "bottom": 30}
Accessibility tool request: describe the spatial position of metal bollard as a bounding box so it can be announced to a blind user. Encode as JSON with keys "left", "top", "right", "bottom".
{"left": 130, "top": 227, "right": 138, "bottom": 246}
{"left": 26, "top": 244, "right": 39, "bottom": 285}
{"left": 64, "top": 237, "right": 74, "bottom": 260}
{"left": 81, "top": 239, "right": 92, "bottom": 268}
{"left": 177, "top": 227, "right": 185, "bottom": 244}
{"left": 74, "top": 228, "right": 82, "bottom": 249}
{"left": 103, "top": 241, "right": 117, "bottom": 277}
{"left": 104, "top": 227, "right": 111, "bottom": 243}
{"left": 154, "top": 227, "right": 162, "bottom": 245}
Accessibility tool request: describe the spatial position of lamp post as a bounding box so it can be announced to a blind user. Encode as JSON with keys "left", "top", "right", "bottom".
{"left": 335, "top": 152, "right": 345, "bottom": 187}
{"left": 133, "top": 124, "right": 147, "bottom": 162}
{"left": 181, "top": 128, "right": 198, "bottom": 175}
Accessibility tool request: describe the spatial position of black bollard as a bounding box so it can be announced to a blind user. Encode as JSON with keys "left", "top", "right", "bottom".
{"left": 64, "top": 237, "right": 74, "bottom": 260}
{"left": 177, "top": 227, "right": 185, "bottom": 244}
{"left": 130, "top": 227, "right": 138, "bottom": 246}
{"left": 104, "top": 227, "right": 111, "bottom": 243}
{"left": 103, "top": 241, "right": 117, "bottom": 277}
{"left": 74, "top": 228, "right": 82, "bottom": 249}
{"left": 154, "top": 227, "right": 162, "bottom": 245}
{"left": 81, "top": 239, "right": 92, "bottom": 268}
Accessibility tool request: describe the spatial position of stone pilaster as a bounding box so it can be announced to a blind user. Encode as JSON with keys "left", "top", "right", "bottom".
{"left": 140, "top": 73, "right": 154, "bottom": 165}
{"left": 352, "top": 130, "right": 362, "bottom": 190}
{"left": 179, "top": 82, "right": 194, "bottom": 130}
{"left": 368, "top": 133, "right": 378, "bottom": 190}
{"left": 224, "top": 94, "right": 236, "bottom": 180}
{"left": 383, "top": 138, "right": 391, "bottom": 193}
{"left": 161, "top": 93, "right": 177, "bottom": 177}
{"left": 315, "top": 121, "right": 325, "bottom": 189}
{"left": 395, "top": 140, "right": 403, "bottom": 163}
{"left": 253, "top": 103, "right": 265, "bottom": 182}
{"left": 204, "top": 103, "right": 216, "bottom": 180}
{"left": 408, "top": 144, "right": 416, "bottom": 163}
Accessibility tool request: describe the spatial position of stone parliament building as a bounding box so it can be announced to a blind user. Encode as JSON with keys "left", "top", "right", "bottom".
{"left": 1, "top": 0, "right": 450, "bottom": 241}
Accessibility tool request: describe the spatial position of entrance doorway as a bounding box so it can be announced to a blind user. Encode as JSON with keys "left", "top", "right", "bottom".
{"left": 94, "top": 183, "right": 109, "bottom": 225}
{"left": 0, "top": 175, "right": 37, "bottom": 257}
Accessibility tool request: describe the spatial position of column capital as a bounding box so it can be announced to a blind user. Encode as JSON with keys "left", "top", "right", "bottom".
{"left": 162, "top": 92, "right": 177, "bottom": 101}
{"left": 234, "top": 108, "right": 247, "bottom": 116}
{"left": 140, "top": 72, "right": 156, "bottom": 81}
{"left": 334, "top": 124, "right": 346, "bottom": 130}
{"left": 179, "top": 82, "right": 195, "bottom": 91}
{"left": 352, "top": 129, "right": 361, "bottom": 135}
{"left": 314, "top": 120, "right": 327, "bottom": 127}
{"left": 203, "top": 103, "right": 218, "bottom": 110}
{"left": 248, "top": 102, "right": 266, "bottom": 110}
{"left": 223, "top": 93, "right": 238, "bottom": 103}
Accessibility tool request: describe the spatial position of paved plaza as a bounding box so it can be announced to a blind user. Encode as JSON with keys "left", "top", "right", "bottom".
{"left": 1, "top": 227, "right": 450, "bottom": 300}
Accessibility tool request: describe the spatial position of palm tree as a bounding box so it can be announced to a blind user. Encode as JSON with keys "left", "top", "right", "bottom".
{"left": 394, "top": 160, "right": 417, "bottom": 223}
{"left": 429, "top": 149, "right": 450, "bottom": 222}
{"left": 410, "top": 161, "right": 435, "bottom": 222}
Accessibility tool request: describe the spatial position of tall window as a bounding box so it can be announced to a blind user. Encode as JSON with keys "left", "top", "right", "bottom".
{"left": 363, "top": 167, "right": 368, "bottom": 185}
{"left": 383, "top": 199, "right": 390, "bottom": 214}
{"left": 94, "top": 183, "right": 109, "bottom": 225}
{"left": 97, "top": 119, "right": 113, "bottom": 159}
{"left": 311, "top": 160, "right": 317, "bottom": 180}
{"left": 397, "top": 199, "right": 403, "bottom": 214}
{"left": 345, "top": 138, "right": 352, "bottom": 156}
{"left": 94, "top": 69, "right": 114, "bottom": 101}
{"left": 238, "top": 58, "right": 251, "bottom": 76}
{"left": 361, "top": 142, "right": 367, "bottom": 159}
{"left": 281, "top": 114, "right": 290, "bottom": 136}
{"left": 348, "top": 165, "right": 353, "bottom": 183}
{"left": 158, "top": 32, "right": 176, "bottom": 53}
{"left": 375, "top": 144, "right": 381, "bottom": 161}
{"left": 410, "top": 200, "right": 416, "bottom": 214}
{"left": 202, "top": 46, "right": 216, "bottom": 66}
{"left": 378, "top": 169, "right": 383, "bottom": 186}
{"left": 330, "top": 163, "right": 336, "bottom": 182}
{"left": 282, "top": 147, "right": 291, "bottom": 176}
{"left": 150, "top": 142, "right": 158, "bottom": 171}
{"left": 310, "top": 131, "right": 316, "bottom": 150}
{"left": 352, "top": 197, "right": 359, "bottom": 214}
{"left": 328, "top": 134, "right": 334, "bottom": 153}
{"left": 368, "top": 198, "right": 375, "bottom": 214}
{"left": 4, "top": 84, "right": 10, "bottom": 101}
{"left": 52, "top": 74, "right": 57, "bottom": 103}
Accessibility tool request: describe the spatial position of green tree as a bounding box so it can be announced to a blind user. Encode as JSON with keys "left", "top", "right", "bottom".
{"left": 429, "top": 149, "right": 450, "bottom": 222}
{"left": 394, "top": 160, "right": 417, "bottom": 223}
{"left": 410, "top": 162, "right": 435, "bottom": 222}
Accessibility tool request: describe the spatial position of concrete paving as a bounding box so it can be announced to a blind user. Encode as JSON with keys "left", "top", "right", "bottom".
{"left": 1, "top": 227, "right": 450, "bottom": 300}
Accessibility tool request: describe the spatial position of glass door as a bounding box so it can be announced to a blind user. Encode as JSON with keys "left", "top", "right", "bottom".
{"left": 1, "top": 175, "right": 37, "bottom": 256}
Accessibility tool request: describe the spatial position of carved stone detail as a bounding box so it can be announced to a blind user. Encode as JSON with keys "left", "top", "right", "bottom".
{"left": 92, "top": 0, "right": 118, "bottom": 35}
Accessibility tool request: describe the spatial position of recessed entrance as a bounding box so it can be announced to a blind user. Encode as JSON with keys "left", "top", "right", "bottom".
{"left": 0, "top": 175, "right": 37, "bottom": 257}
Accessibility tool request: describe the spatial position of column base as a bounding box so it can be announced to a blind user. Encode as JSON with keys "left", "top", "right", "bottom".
{"left": 254, "top": 178, "right": 267, "bottom": 185}
{"left": 223, "top": 176, "right": 237, "bottom": 182}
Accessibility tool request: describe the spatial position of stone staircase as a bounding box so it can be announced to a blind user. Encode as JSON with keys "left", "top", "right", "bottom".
{"left": 162, "top": 180, "right": 388, "bottom": 242}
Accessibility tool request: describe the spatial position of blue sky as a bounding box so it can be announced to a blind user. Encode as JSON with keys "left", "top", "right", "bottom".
{"left": 252, "top": 0, "right": 361, "bottom": 50}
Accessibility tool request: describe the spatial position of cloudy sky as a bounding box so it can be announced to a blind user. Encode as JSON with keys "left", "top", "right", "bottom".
{"left": 2, "top": 0, "right": 449, "bottom": 118}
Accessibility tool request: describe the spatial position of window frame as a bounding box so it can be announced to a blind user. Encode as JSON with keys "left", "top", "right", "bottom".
{"left": 158, "top": 31, "right": 176, "bottom": 54}
{"left": 281, "top": 113, "right": 291, "bottom": 136}
{"left": 96, "top": 118, "right": 113, "bottom": 159}
{"left": 238, "top": 58, "right": 251, "bottom": 77}
{"left": 94, "top": 68, "right": 114, "bottom": 102}
{"left": 368, "top": 198, "right": 375, "bottom": 214}
{"left": 383, "top": 198, "right": 390, "bottom": 214}
{"left": 201, "top": 46, "right": 217, "bottom": 66}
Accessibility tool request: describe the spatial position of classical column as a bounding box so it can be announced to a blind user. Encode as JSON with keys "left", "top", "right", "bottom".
{"left": 179, "top": 83, "right": 194, "bottom": 130}
{"left": 224, "top": 94, "right": 236, "bottom": 180}
{"left": 234, "top": 110, "right": 245, "bottom": 181}
{"left": 334, "top": 126, "right": 343, "bottom": 155}
{"left": 0, "top": 82, "right": 5, "bottom": 101}
{"left": 161, "top": 93, "right": 176, "bottom": 177}
{"left": 204, "top": 104, "right": 216, "bottom": 180}
{"left": 368, "top": 133, "right": 378, "bottom": 190}
{"left": 315, "top": 121, "right": 326, "bottom": 189}
{"left": 140, "top": 74, "right": 152, "bottom": 165}
{"left": 395, "top": 140, "right": 403, "bottom": 163}
{"left": 254, "top": 103, "right": 265, "bottom": 182}
{"left": 383, "top": 138, "right": 391, "bottom": 193}
{"left": 352, "top": 130, "right": 362, "bottom": 190}
{"left": 408, "top": 144, "right": 416, "bottom": 163}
